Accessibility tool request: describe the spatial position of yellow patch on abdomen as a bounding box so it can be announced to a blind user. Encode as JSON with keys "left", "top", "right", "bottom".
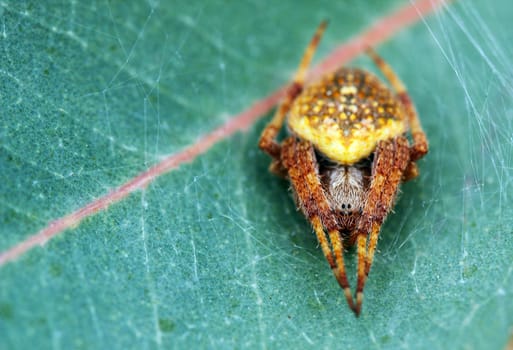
{"left": 288, "top": 115, "right": 407, "bottom": 164}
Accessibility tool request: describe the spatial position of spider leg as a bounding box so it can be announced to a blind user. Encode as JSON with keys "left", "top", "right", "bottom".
{"left": 281, "top": 138, "right": 335, "bottom": 269}
{"left": 402, "top": 162, "right": 419, "bottom": 181}
{"left": 354, "top": 136, "right": 410, "bottom": 316}
{"left": 366, "top": 48, "right": 428, "bottom": 164}
{"left": 365, "top": 222, "right": 381, "bottom": 277}
{"left": 281, "top": 137, "right": 355, "bottom": 310}
{"left": 259, "top": 21, "right": 328, "bottom": 173}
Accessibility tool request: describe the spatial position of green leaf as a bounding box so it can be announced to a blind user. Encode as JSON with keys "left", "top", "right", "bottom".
{"left": 1, "top": 1, "right": 512, "bottom": 349}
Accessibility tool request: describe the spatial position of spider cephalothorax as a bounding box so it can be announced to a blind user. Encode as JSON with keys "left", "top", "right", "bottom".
{"left": 259, "top": 22, "right": 428, "bottom": 316}
{"left": 322, "top": 163, "right": 369, "bottom": 241}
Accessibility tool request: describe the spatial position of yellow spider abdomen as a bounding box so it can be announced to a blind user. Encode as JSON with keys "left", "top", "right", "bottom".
{"left": 288, "top": 68, "right": 408, "bottom": 164}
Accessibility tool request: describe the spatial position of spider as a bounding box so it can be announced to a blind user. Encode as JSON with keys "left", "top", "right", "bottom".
{"left": 258, "top": 21, "right": 428, "bottom": 316}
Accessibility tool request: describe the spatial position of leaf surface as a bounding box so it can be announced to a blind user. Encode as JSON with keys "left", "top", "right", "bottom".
{"left": 1, "top": 1, "right": 512, "bottom": 349}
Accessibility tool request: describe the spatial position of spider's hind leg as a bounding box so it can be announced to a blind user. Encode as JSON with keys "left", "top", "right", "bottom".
{"left": 365, "top": 48, "right": 428, "bottom": 163}
{"left": 259, "top": 21, "right": 328, "bottom": 173}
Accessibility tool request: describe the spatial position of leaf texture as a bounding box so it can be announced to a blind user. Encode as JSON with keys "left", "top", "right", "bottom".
{"left": 1, "top": 1, "right": 512, "bottom": 349}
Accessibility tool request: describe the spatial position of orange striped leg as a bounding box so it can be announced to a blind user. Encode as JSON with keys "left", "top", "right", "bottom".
{"left": 402, "top": 162, "right": 419, "bottom": 182}
{"left": 365, "top": 222, "right": 380, "bottom": 277}
{"left": 353, "top": 137, "right": 410, "bottom": 316}
{"left": 281, "top": 137, "right": 355, "bottom": 311}
{"left": 281, "top": 138, "right": 335, "bottom": 270}
{"left": 366, "top": 48, "right": 428, "bottom": 162}
{"left": 311, "top": 216, "right": 336, "bottom": 270}
{"left": 296, "top": 140, "right": 355, "bottom": 310}
{"left": 258, "top": 21, "right": 328, "bottom": 163}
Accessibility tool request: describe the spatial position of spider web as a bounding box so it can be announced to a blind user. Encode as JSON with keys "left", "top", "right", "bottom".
{"left": 1, "top": 0, "right": 512, "bottom": 349}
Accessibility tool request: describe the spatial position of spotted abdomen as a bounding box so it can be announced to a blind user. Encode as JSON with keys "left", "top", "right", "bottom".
{"left": 288, "top": 68, "right": 408, "bottom": 165}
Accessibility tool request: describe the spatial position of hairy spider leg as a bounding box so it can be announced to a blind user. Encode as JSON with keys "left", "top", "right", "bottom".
{"left": 281, "top": 137, "right": 356, "bottom": 310}
{"left": 281, "top": 138, "right": 335, "bottom": 269}
{"left": 258, "top": 21, "right": 328, "bottom": 171}
{"left": 354, "top": 137, "right": 410, "bottom": 316}
{"left": 365, "top": 222, "right": 381, "bottom": 277}
{"left": 366, "top": 48, "right": 429, "bottom": 177}
{"left": 352, "top": 48, "right": 429, "bottom": 315}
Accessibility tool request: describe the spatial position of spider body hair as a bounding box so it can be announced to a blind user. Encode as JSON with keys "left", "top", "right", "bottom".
{"left": 320, "top": 159, "right": 370, "bottom": 240}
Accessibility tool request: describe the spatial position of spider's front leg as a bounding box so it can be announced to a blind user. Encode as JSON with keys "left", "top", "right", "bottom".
{"left": 281, "top": 137, "right": 355, "bottom": 310}
{"left": 353, "top": 136, "right": 410, "bottom": 316}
